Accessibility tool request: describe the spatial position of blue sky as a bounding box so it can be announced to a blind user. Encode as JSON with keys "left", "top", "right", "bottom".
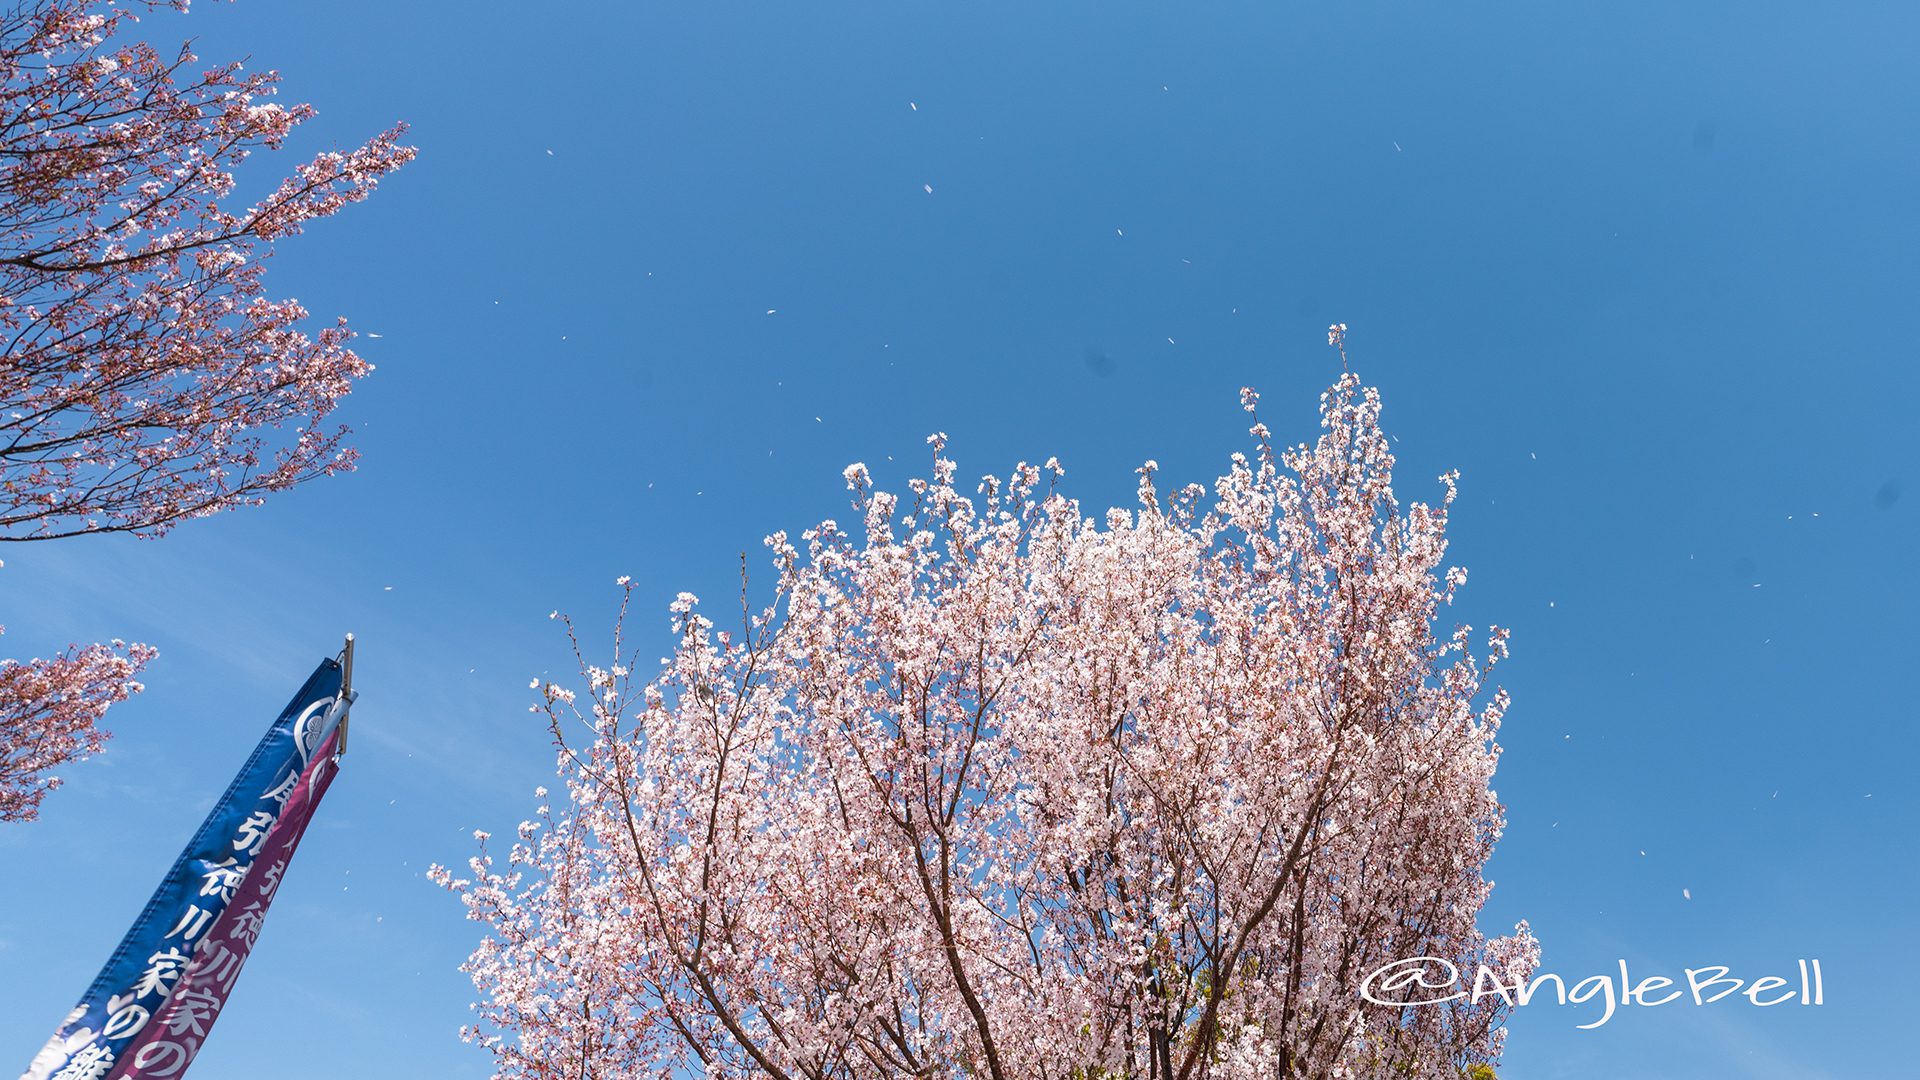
{"left": 4, "top": 1, "right": 1917, "bottom": 1076}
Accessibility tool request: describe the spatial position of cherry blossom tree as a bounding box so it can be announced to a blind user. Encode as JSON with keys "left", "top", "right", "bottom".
{"left": 0, "top": 0, "right": 412, "bottom": 817}
{"left": 1, "top": 0, "right": 413, "bottom": 539}
{"left": 439, "top": 350, "right": 1537, "bottom": 1079}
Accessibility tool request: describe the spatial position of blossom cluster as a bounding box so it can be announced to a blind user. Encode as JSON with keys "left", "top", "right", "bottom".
{"left": 0, "top": 633, "right": 154, "bottom": 822}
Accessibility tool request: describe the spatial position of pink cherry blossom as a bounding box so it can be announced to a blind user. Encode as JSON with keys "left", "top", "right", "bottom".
{"left": 438, "top": 366, "right": 1534, "bottom": 1078}
{"left": 1, "top": 0, "right": 415, "bottom": 541}
{"left": 0, "top": 632, "right": 153, "bottom": 822}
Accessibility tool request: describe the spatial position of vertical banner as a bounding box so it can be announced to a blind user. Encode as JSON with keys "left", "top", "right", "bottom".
{"left": 108, "top": 722, "right": 345, "bottom": 1078}
{"left": 22, "top": 657, "right": 351, "bottom": 1080}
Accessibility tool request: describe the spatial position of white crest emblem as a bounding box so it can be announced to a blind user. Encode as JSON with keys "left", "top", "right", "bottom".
{"left": 291, "top": 696, "right": 336, "bottom": 765}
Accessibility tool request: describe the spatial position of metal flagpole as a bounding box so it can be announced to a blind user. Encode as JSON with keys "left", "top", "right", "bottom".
{"left": 336, "top": 633, "right": 355, "bottom": 757}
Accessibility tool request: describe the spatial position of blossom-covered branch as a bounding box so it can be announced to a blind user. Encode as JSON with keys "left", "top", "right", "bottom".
{"left": 1, "top": 0, "right": 415, "bottom": 540}
{"left": 0, "top": 632, "right": 152, "bottom": 822}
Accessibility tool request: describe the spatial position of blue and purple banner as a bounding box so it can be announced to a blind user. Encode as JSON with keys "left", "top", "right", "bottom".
{"left": 22, "top": 658, "right": 353, "bottom": 1080}
{"left": 107, "top": 720, "right": 346, "bottom": 1079}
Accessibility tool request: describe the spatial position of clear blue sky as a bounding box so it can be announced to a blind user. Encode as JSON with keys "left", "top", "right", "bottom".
{"left": 5, "top": 2, "right": 1916, "bottom": 1077}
